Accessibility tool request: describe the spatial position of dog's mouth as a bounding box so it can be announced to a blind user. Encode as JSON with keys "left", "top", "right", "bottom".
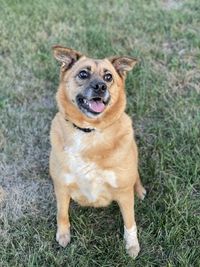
{"left": 76, "top": 95, "right": 109, "bottom": 115}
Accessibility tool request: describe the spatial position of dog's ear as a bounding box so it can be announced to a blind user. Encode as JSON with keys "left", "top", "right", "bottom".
{"left": 52, "top": 45, "right": 83, "bottom": 71}
{"left": 109, "top": 56, "right": 137, "bottom": 77}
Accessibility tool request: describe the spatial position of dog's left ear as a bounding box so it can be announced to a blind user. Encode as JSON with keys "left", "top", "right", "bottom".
{"left": 52, "top": 45, "right": 83, "bottom": 71}
{"left": 109, "top": 56, "right": 137, "bottom": 77}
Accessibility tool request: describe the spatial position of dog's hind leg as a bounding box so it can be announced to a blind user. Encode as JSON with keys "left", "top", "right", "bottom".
{"left": 134, "top": 174, "right": 146, "bottom": 200}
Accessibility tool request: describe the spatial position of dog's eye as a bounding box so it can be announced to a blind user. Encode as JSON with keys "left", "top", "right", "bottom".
{"left": 78, "top": 70, "right": 90, "bottom": 79}
{"left": 103, "top": 73, "right": 113, "bottom": 82}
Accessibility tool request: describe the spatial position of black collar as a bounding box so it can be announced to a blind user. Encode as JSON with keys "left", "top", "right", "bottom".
{"left": 72, "top": 123, "right": 95, "bottom": 133}
{"left": 65, "top": 119, "right": 95, "bottom": 133}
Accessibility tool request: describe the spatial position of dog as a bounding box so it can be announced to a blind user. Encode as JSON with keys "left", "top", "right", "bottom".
{"left": 49, "top": 45, "right": 146, "bottom": 258}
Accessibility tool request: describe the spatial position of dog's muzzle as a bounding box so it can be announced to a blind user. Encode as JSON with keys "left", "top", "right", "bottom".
{"left": 76, "top": 80, "right": 110, "bottom": 116}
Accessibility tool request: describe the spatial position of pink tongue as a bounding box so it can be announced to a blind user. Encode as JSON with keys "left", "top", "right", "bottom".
{"left": 88, "top": 100, "right": 105, "bottom": 113}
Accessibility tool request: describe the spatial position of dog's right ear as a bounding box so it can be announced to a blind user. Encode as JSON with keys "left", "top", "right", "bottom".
{"left": 52, "top": 45, "right": 83, "bottom": 71}
{"left": 109, "top": 56, "right": 137, "bottom": 77}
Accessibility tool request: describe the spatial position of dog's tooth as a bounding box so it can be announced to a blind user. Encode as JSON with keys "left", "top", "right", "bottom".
{"left": 84, "top": 99, "right": 89, "bottom": 106}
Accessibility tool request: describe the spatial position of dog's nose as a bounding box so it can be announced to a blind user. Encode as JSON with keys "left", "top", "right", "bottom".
{"left": 92, "top": 81, "right": 107, "bottom": 93}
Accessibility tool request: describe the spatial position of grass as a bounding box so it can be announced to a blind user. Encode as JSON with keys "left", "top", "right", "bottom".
{"left": 0, "top": 0, "right": 199, "bottom": 266}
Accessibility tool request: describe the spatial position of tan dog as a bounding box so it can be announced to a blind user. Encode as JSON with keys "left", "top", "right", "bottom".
{"left": 50, "top": 45, "right": 146, "bottom": 258}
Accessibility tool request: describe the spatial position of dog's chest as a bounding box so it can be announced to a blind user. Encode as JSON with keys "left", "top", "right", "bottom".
{"left": 63, "top": 131, "right": 117, "bottom": 204}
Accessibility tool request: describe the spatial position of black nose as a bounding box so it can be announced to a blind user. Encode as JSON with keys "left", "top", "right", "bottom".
{"left": 91, "top": 81, "right": 107, "bottom": 93}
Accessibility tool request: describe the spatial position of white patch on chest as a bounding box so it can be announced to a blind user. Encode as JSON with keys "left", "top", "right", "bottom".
{"left": 63, "top": 131, "right": 117, "bottom": 202}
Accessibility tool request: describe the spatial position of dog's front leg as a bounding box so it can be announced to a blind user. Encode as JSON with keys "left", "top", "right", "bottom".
{"left": 54, "top": 183, "right": 71, "bottom": 247}
{"left": 117, "top": 189, "right": 140, "bottom": 258}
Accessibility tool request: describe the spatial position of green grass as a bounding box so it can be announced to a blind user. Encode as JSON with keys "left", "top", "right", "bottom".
{"left": 0, "top": 0, "right": 200, "bottom": 266}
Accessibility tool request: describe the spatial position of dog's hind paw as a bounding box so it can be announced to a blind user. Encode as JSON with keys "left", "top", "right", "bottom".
{"left": 135, "top": 185, "right": 146, "bottom": 200}
{"left": 137, "top": 187, "right": 146, "bottom": 200}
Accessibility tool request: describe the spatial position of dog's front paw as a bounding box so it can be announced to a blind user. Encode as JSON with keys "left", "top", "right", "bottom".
{"left": 56, "top": 229, "right": 71, "bottom": 247}
{"left": 127, "top": 243, "right": 140, "bottom": 258}
{"left": 124, "top": 225, "right": 140, "bottom": 258}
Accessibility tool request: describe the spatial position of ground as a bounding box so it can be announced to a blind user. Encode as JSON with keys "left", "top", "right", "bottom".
{"left": 0, "top": 0, "right": 199, "bottom": 266}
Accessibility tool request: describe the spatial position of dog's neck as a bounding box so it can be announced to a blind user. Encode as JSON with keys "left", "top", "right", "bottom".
{"left": 65, "top": 119, "right": 95, "bottom": 133}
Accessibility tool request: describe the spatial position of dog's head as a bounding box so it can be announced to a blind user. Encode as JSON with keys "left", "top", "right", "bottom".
{"left": 53, "top": 45, "right": 137, "bottom": 128}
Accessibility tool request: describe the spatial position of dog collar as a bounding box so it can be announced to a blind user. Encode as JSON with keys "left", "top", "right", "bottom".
{"left": 72, "top": 123, "right": 95, "bottom": 133}
{"left": 65, "top": 119, "right": 95, "bottom": 133}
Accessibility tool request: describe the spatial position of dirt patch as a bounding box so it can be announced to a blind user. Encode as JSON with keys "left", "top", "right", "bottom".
{"left": 0, "top": 186, "right": 6, "bottom": 204}
{"left": 0, "top": 176, "right": 54, "bottom": 222}
{"left": 162, "top": 0, "right": 184, "bottom": 10}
